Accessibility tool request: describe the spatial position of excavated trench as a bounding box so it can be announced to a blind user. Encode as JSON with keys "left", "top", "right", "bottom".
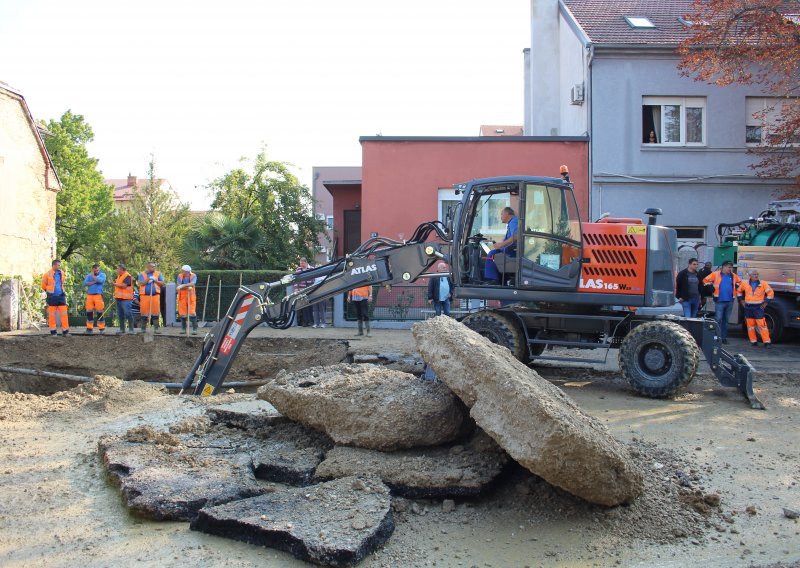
{"left": 0, "top": 335, "right": 349, "bottom": 395}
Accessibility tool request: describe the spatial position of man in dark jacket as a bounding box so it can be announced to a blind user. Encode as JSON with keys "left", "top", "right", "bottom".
{"left": 697, "top": 261, "right": 713, "bottom": 309}
{"left": 676, "top": 258, "right": 701, "bottom": 317}
{"left": 427, "top": 262, "right": 454, "bottom": 316}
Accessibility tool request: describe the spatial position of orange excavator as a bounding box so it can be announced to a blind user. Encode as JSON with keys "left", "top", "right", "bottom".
{"left": 180, "top": 175, "right": 763, "bottom": 409}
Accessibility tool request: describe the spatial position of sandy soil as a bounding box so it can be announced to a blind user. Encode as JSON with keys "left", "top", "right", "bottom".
{"left": 0, "top": 330, "right": 799, "bottom": 567}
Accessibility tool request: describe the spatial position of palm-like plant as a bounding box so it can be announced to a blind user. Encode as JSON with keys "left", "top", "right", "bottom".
{"left": 182, "top": 213, "right": 268, "bottom": 269}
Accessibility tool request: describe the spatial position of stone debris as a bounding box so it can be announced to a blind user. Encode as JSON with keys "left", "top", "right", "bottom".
{"left": 191, "top": 476, "right": 394, "bottom": 567}
{"left": 99, "top": 426, "right": 264, "bottom": 521}
{"left": 206, "top": 399, "right": 286, "bottom": 430}
{"left": 315, "top": 430, "right": 508, "bottom": 498}
{"left": 257, "top": 363, "right": 465, "bottom": 451}
{"left": 783, "top": 507, "right": 799, "bottom": 520}
{"left": 413, "top": 316, "right": 645, "bottom": 506}
{"left": 248, "top": 421, "right": 333, "bottom": 486}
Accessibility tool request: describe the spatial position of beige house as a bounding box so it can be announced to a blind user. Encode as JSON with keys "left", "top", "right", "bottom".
{"left": 0, "top": 81, "right": 61, "bottom": 279}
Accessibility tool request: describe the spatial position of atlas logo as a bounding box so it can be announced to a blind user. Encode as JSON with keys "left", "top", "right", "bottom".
{"left": 580, "top": 278, "right": 625, "bottom": 290}
{"left": 351, "top": 264, "right": 378, "bottom": 276}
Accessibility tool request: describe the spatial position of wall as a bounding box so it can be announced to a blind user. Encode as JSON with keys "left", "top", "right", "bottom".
{"left": 330, "top": 185, "right": 362, "bottom": 258}
{"left": 557, "top": 11, "right": 589, "bottom": 136}
{"left": 0, "top": 90, "right": 58, "bottom": 280}
{"left": 312, "top": 166, "right": 362, "bottom": 262}
{"left": 360, "top": 137, "right": 589, "bottom": 244}
{"left": 589, "top": 53, "right": 791, "bottom": 244}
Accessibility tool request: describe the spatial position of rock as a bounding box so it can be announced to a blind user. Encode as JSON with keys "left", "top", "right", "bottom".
{"left": 248, "top": 421, "right": 333, "bottom": 486}
{"left": 206, "top": 399, "right": 286, "bottom": 430}
{"left": 412, "top": 316, "right": 645, "bottom": 506}
{"left": 314, "top": 430, "right": 508, "bottom": 498}
{"left": 169, "top": 415, "right": 212, "bottom": 434}
{"left": 257, "top": 363, "right": 465, "bottom": 451}
{"left": 783, "top": 507, "right": 799, "bottom": 519}
{"left": 99, "top": 427, "right": 264, "bottom": 521}
{"left": 191, "top": 476, "right": 394, "bottom": 567}
{"left": 442, "top": 499, "right": 455, "bottom": 513}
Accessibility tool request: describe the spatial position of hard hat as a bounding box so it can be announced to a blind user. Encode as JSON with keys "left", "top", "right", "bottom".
{"left": 181, "top": 264, "right": 192, "bottom": 272}
{"left": 559, "top": 164, "right": 569, "bottom": 174}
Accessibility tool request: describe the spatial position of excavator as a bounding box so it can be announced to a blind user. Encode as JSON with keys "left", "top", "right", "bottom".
{"left": 180, "top": 175, "right": 764, "bottom": 409}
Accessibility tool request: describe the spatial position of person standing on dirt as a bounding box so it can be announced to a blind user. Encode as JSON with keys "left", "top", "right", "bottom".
{"left": 137, "top": 262, "right": 164, "bottom": 334}
{"left": 113, "top": 264, "right": 135, "bottom": 334}
{"left": 703, "top": 260, "right": 741, "bottom": 344}
{"left": 83, "top": 264, "right": 107, "bottom": 333}
{"left": 676, "top": 258, "right": 701, "bottom": 318}
{"left": 41, "top": 259, "right": 69, "bottom": 336}
{"left": 176, "top": 265, "right": 198, "bottom": 335}
{"left": 427, "top": 261, "right": 454, "bottom": 316}
{"left": 739, "top": 270, "right": 774, "bottom": 348}
{"left": 347, "top": 285, "right": 372, "bottom": 337}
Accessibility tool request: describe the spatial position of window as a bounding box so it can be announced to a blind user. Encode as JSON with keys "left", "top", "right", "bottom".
{"left": 642, "top": 97, "right": 706, "bottom": 145}
{"left": 670, "top": 226, "right": 706, "bottom": 242}
{"left": 438, "top": 188, "right": 461, "bottom": 225}
{"left": 625, "top": 16, "right": 655, "bottom": 28}
{"left": 745, "top": 97, "right": 800, "bottom": 146}
{"left": 326, "top": 215, "right": 334, "bottom": 230}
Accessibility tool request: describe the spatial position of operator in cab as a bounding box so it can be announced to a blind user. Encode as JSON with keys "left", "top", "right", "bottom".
{"left": 484, "top": 206, "right": 518, "bottom": 283}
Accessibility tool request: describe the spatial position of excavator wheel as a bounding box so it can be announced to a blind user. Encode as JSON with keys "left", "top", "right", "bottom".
{"left": 462, "top": 310, "right": 528, "bottom": 362}
{"left": 619, "top": 321, "right": 700, "bottom": 398}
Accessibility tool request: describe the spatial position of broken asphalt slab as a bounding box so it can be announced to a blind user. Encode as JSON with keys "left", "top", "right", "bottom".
{"left": 191, "top": 475, "right": 394, "bottom": 567}
{"left": 315, "top": 429, "right": 509, "bottom": 498}
{"left": 413, "top": 316, "right": 645, "bottom": 506}
{"left": 249, "top": 420, "right": 333, "bottom": 486}
{"left": 257, "top": 363, "right": 466, "bottom": 451}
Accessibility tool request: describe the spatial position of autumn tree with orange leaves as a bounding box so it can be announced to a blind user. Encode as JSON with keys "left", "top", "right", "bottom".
{"left": 678, "top": 0, "right": 800, "bottom": 195}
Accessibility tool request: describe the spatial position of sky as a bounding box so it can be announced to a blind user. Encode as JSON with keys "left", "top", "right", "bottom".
{"left": 0, "top": 0, "right": 530, "bottom": 208}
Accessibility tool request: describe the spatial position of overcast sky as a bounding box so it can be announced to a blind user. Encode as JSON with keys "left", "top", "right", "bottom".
{"left": 0, "top": 0, "right": 529, "bottom": 208}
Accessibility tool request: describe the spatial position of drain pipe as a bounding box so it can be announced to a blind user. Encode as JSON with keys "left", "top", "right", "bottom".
{"left": 0, "top": 366, "right": 269, "bottom": 391}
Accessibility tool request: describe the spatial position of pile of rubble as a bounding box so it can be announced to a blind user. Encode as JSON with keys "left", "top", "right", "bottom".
{"left": 97, "top": 317, "right": 661, "bottom": 566}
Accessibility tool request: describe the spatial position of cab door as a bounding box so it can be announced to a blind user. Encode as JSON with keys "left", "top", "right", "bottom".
{"left": 518, "top": 183, "right": 583, "bottom": 290}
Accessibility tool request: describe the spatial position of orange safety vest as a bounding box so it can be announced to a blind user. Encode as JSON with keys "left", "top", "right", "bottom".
{"left": 114, "top": 271, "right": 134, "bottom": 300}
{"left": 41, "top": 268, "right": 65, "bottom": 294}
{"left": 349, "top": 286, "right": 371, "bottom": 300}
{"left": 702, "top": 270, "right": 741, "bottom": 299}
{"left": 138, "top": 271, "right": 162, "bottom": 296}
{"left": 738, "top": 280, "right": 774, "bottom": 304}
{"left": 177, "top": 272, "right": 197, "bottom": 304}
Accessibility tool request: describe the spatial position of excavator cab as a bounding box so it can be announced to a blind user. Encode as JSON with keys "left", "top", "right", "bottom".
{"left": 455, "top": 176, "right": 583, "bottom": 296}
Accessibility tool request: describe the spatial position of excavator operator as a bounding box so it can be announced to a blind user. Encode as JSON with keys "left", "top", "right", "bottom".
{"left": 484, "top": 206, "right": 518, "bottom": 283}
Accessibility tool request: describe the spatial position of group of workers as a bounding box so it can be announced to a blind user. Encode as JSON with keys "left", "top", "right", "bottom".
{"left": 41, "top": 260, "right": 199, "bottom": 336}
{"left": 677, "top": 258, "right": 775, "bottom": 347}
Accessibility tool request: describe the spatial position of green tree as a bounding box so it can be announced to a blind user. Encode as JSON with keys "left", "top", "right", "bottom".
{"left": 43, "top": 111, "right": 114, "bottom": 260}
{"left": 99, "top": 156, "right": 191, "bottom": 272}
{"left": 208, "top": 151, "right": 326, "bottom": 269}
{"left": 182, "top": 213, "right": 267, "bottom": 269}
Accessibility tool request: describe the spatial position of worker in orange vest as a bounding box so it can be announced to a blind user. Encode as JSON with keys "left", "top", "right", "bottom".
{"left": 176, "top": 264, "right": 198, "bottom": 335}
{"left": 702, "top": 260, "right": 741, "bottom": 344}
{"left": 41, "top": 259, "right": 69, "bottom": 336}
{"left": 83, "top": 263, "right": 107, "bottom": 333}
{"left": 137, "top": 262, "right": 165, "bottom": 333}
{"left": 112, "top": 263, "right": 135, "bottom": 334}
{"left": 347, "top": 285, "right": 373, "bottom": 337}
{"left": 738, "top": 269, "right": 775, "bottom": 348}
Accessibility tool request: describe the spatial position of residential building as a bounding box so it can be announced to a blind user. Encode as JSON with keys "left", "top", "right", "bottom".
{"left": 312, "top": 166, "right": 362, "bottom": 261}
{"left": 0, "top": 81, "right": 61, "bottom": 278}
{"left": 479, "top": 125, "right": 524, "bottom": 137}
{"left": 525, "top": 0, "right": 793, "bottom": 260}
{"left": 106, "top": 174, "right": 176, "bottom": 207}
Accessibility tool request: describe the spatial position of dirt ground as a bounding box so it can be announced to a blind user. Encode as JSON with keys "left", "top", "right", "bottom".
{"left": 0, "top": 326, "right": 799, "bottom": 567}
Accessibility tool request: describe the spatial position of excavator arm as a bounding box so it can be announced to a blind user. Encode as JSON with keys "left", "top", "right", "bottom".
{"left": 180, "top": 224, "right": 449, "bottom": 396}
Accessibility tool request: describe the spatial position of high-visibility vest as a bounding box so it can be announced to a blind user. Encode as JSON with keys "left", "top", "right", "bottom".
{"left": 177, "top": 272, "right": 197, "bottom": 301}
{"left": 138, "top": 271, "right": 162, "bottom": 296}
{"left": 41, "top": 269, "right": 65, "bottom": 294}
{"left": 114, "top": 271, "right": 134, "bottom": 300}
{"left": 349, "top": 286, "right": 371, "bottom": 300}
{"left": 738, "top": 280, "right": 774, "bottom": 304}
{"left": 702, "top": 271, "right": 741, "bottom": 299}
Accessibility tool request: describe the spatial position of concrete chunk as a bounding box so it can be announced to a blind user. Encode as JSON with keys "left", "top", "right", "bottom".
{"left": 413, "top": 316, "right": 645, "bottom": 506}
{"left": 257, "top": 364, "right": 465, "bottom": 451}
{"left": 315, "top": 430, "right": 509, "bottom": 498}
{"left": 191, "top": 476, "right": 394, "bottom": 567}
{"left": 99, "top": 425, "right": 264, "bottom": 520}
{"left": 249, "top": 421, "right": 333, "bottom": 486}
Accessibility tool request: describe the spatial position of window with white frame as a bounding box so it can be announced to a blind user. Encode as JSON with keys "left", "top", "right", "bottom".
{"left": 642, "top": 97, "right": 706, "bottom": 145}
{"left": 438, "top": 188, "right": 461, "bottom": 224}
{"left": 670, "top": 226, "right": 706, "bottom": 243}
{"left": 326, "top": 215, "right": 334, "bottom": 230}
{"left": 745, "top": 97, "right": 800, "bottom": 146}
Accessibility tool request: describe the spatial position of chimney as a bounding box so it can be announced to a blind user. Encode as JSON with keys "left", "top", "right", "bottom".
{"left": 127, "top": 173, "right": 137, "bottom": 187}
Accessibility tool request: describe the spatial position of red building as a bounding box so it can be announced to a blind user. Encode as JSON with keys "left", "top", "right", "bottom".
{"left": 322, "top": 136, "right": 589, "bottom": 257}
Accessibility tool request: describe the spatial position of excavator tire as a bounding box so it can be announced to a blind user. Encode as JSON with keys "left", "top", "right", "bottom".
{"left": 619, "top": 321, "right": 700, "bottom": 398}
{"left": 462, "top": 310, "right": 528, "bottom": 362}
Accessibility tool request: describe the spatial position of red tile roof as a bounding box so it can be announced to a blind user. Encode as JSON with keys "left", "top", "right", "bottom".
{"left": 106, "top": 177, "right": 169, "bottom": 202}
{"left": 563, "top": 0, "right": 698, "bottom": 45}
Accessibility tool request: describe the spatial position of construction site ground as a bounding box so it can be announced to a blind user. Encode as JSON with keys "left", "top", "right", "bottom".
{"left": 1, "top": 325, "right": 798, "bottom": 567}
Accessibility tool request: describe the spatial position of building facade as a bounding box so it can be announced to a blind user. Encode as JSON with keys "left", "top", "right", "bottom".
{"left": 0, "top": 82, "right": 60, "bottom": 278}
{"left": 526, "top": 0, "right": 792, "bottom": 260}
